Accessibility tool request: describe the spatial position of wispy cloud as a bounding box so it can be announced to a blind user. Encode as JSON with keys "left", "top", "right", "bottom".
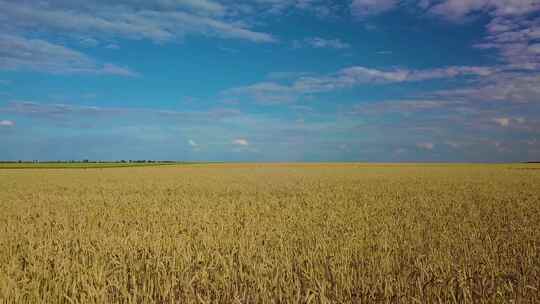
{"left": 428, "top": 0, "right": 540, "bottom": 21}
{"left": 430, "top": 73, "right": 540, "bottom": 104}
{"left": 493, "top": 117, "right": 511, "bottom": 127}
{"left": 233, "top": 138, "right": 249, "bottom": 146}
{"left": 295, "top": 37, "right": 351, "bottom": 49}
{"left": 492, "top": 117, "right": 526, "bottom": 128}
{"left": 0, "top": 34, "right": 138, "bottom": 76}
{"left": 0, "top": 1, "right": 276, "bottom": 44}
{"left": 176, "top": 0, "right": 227, "bottom": 15}
{"left": 426, "top": 2, "right": 540, "bottom": 109}
{"left": 0, "top": 101, "right": 241, "bottom": 124}
{"left": 224, "top": 82, "right": 298, "bottom": 104}
{"left": 225, "top": 65, "right": 496, "bottom": 104}
{"left": 0, "top": 0, "right": 278, "bottom": 76}
{"left": 2, "top": 99, "right": 538, "bottom": 162}
{"left": 104, "top": 43, "right": 120, "bottom": 50}
{"left": 351, "top": 99, "right": 455, "bottom": 115}
{"left": 188, "top": 139, "right": 201, "bottom": 151}
{"left": 0, "top": 119, "right": 14, "bottom": 127}
{"left": 79, "top": 37, "right": 99, "bottom": 48}
{"left": 350, "top": 0, "right": 540, "bottom": 20}
{"left": 417, "top": 142, "right": 435, "bottom": 150}
{"left": 349, "top": 0, "right": 540, "bottom": 80}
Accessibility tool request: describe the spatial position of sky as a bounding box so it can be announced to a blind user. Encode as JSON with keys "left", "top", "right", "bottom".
{"left": 1, "top": 0, "right": 540, "bottom": 162}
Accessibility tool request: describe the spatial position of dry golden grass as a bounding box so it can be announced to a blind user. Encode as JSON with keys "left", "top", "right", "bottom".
{"left": 0, "top": 163, "right": 539, "bottom": 303}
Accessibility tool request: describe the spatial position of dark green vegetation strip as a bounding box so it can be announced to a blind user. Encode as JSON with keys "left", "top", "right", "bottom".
{"left": 0, "top": 163, "right": 181, "bottom": 169}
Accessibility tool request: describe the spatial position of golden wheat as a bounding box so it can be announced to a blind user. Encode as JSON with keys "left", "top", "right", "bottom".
{"left": 0, "top": 163, "right": 539, "bottom": 303}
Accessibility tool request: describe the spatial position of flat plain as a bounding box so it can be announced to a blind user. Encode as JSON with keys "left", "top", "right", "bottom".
{"left": 0, "top": 163, "right": 539, "bottom": 303}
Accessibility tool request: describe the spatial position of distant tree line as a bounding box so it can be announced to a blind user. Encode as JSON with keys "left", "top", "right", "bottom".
{"left": 0, "top": 160, "right": 180, "bottom": 164}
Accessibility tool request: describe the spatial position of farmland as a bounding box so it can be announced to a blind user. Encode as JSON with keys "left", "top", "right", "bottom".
{"left": 0, "top": 163, "right": 539, "bottom": 303}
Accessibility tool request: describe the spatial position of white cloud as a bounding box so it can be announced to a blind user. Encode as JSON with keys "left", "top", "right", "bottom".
{"left": 426, "top": 1, "right": 540, "bottom": 80}
{"left": 0, "top": 1, "right": 276, "bottom": 44}
{"left": 348, "top": 95, "right": 540, "bottom": 145}
{"left": 349, "top": 0, "right": 540, "bottom": 22}
{"left": 247, "top": 0, "right": 342, "bottom": 17}
{"left": 225, "top": 65, "right": 495, "bottom": 104}
{"left": 492, "top": 117, "right": 527, "bottom": 127}
{"left": 294, "top": 65, "right": 494, "bottom": 89}
{"left": 79, "top": 37, "right": 99, "bottom": 47}
{"left": 233, "top": 138, "right": 249, "bottom": 146}
{"left": 176, "top": 0, "right": 226, "bottom": 15}
{"left": 302, "top": 37, "right": 350, "bottom": 49}
{"left": 189, "top": 139, "right": 199, "bottom": 147}
{"left": 348, "top": 0, "right": 540, "bottom": 79}
{"left": 417, "top": 142, "right": 435, "bottom": 150}
{"left": 0, "top": 1, "right": 276, "bottom": 75}
{"left": 528, "top": 43, "right": 540, "bottom": 54}
{"left": 105, "top": 43, "right": 120, "bottom": 50}
{"left": 493, "top": 117, "right": 511, "bottom": 127}
{"left": 100, "top": 64, "right": 139, "bottom": 77}
{"left": 431, "top": 73, "right": 540, "bottom": 104}
{"left": 0, "top": 101, "right": 241, "bottom": 123}
{"left": 429, "top": 0, "right": 540, "bottom": 20}
{"left": 225, "top": 82, "right": 298, "bottom": 104}
{"left": 0, "top": 34, "right": 138, "bottom": 76}
{"left": 445, "top": 141, "right": 462, "bottom": 149}
{"left": 352, "top": 99, "right": 453, "bottom": 115}
{"left": 474, "top": 17, "right": 540, "bottom": 69}
{"left": 0, "top": 120, "right": 14, "bottom": 127}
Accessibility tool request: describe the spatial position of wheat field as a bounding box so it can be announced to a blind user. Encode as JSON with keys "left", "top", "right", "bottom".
{"left": 0, "top": 163, "right": 539, "bottom": 303}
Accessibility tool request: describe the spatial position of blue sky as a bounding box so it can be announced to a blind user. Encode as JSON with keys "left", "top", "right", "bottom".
{"left": 1, "top": 0, "right": 540, "bottom": 162}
